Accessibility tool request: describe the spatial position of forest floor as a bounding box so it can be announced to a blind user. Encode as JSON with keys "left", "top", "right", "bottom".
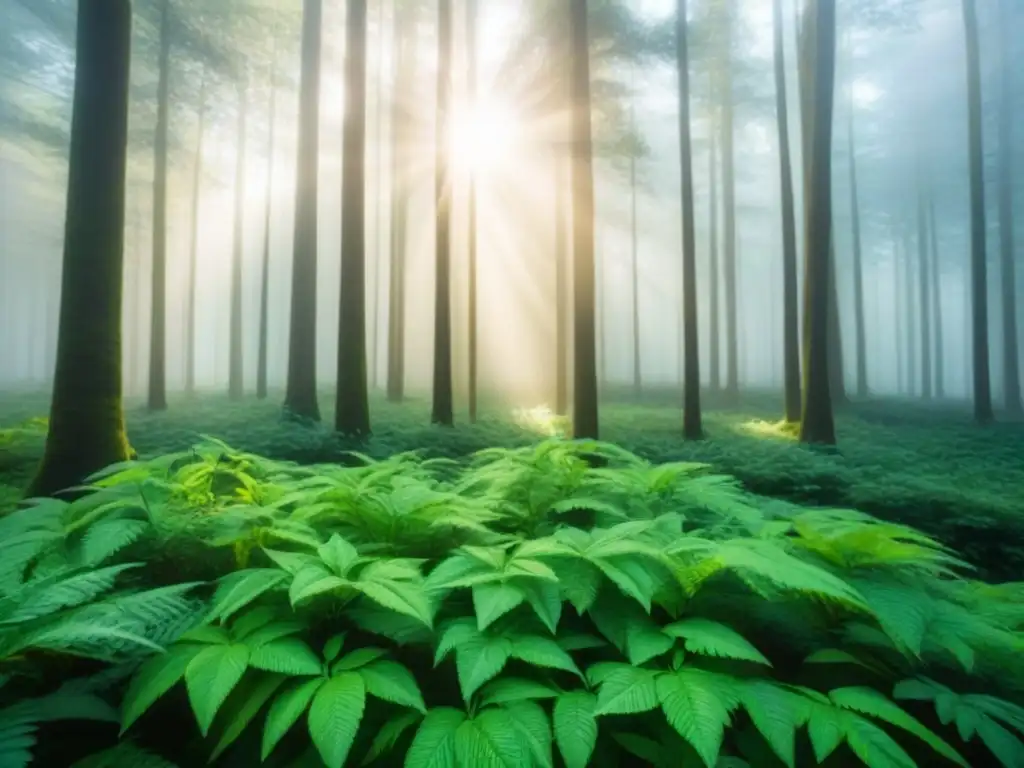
{"left": 1, "top": 387, "right": 1022, "bottom": 582}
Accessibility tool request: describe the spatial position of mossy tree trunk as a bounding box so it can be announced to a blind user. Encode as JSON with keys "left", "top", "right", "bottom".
{"left": 676, "top": 0, "right": 701, "bottom": 439}
{"left": 147, "top": 0, "right": 170, "bottom": 412}
{"left": 569, "top": 0, "right": 599, "bottom": 439}
{"left": 336, "top": 0, "right": 371, "bottom": 437}
{"left": 284, "top": 0, "right": 323, "bottom": 422}
{"left": 29, "top": 0, "right": 133, "bottom": 498}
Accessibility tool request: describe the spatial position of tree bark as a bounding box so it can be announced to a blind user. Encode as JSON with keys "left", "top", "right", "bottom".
{"left": 185, "top": 69, "right": 206, "bottom": 398}
{"left": 147, "top": 0, "right": 170, "bottom": 411}
{"left": 336, "top": 0, "right": 371, "bottom": 436}
{"left": 629, "top": 76, "right": 641, "bottom": 397}
{"left": 720, "top": 2, "right": 738, "bottom": 402}
{"left": 284, "top": 0, "right": 323, "bottom": 421}
{"left": 569, "top": 0, "right": 599, "bottom": 439}
{"left": 228, "top": 77, "right": 248, "bottom": 400}
{"left": 848, "top": 94, "right": 867, "bottom": 398}
{"left": 257, "top": 39, "right": 280, "bottom": 401}
{"left": 29, "top": 0, "right": 132, "bottom": 497}
{"left": 708, "top": 103, "right": 721, "bottom": 393}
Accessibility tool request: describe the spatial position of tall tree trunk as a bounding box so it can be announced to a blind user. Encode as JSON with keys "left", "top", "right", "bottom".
{"left": 336, "top": 0, "right": 371, "bottom": 435}
{"left": 997, "top": 0, "right": 1021, "bottom": 416}
{"left": 554, "top": 153, "right": 569, "bottom": 413}
{"left": 431, "top": 0, "right": 455, "bottom": 426}
{"left": 629, "top": 80, "right": 642, "bottom": 397}
{"left": 798, "top": 0, "right": 837, "bottom": 445}
{"left": 827, "top": 243, "right": 846, "bottom": 404}
{"left": 467, "top": 0, "right": 480, "bottom": 421}
{"left": 916, "top": 186, "right": 933, "bottom": 399}
{"left": 848, "top": 95, "right": 867, "bottom": 397}
{"left": 569, "top": 0, "right": 599, "bottom": 439}
{"left": 257, "top": 39, "right": 280, "bottom": 401}
{"left": 147, "top": 0, "right": 170, "bottom": 411}
{"left": 894, "top": 232, "right": 905, "bottom": 394}
{"left": 284, "top": 0, "right": 323, "bottom": 421}
{"left": 720, "top": 2, "right": 739, "bottom": 402}
{"left": 185, "top": 69, "right": 206, "bottom": 398}
{"left": 773, "top": 0, "right": 800, "bottom": 421}
{"left": 128, "top": 209, "right": 142, "bottom": 396}
{"left": 929, "top": 192, "right": 945, "bottom": 398}
{"left": 369, "top": 0, "right": 387, "bottom": 391}
{"left": 29, "top": 0, "right": 132, "bottom": 497}
{"left": 904, "top": 228, "right": 916, "bottom": 395}
{"left": 228, "top": 77, "right": 248, "bottom": 400}
{"left": 962, "top": 0, "right": 993, "bottom": 423}
{"left": 708, "top": 109, "right": 721, "bottom": 392}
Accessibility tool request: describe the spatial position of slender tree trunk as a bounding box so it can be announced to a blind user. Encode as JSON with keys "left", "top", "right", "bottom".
{"left": 720, "top": 3, "right": 739, "bottom": 402}
{"left": 569, "top": 0, "right": 599, "bottom": 439}
{"left": 386, "top": 3, "right": 411, "bottom": 403}
{"left": 676, "top": 0, "right": 700, "bottom": 438}
{"left": 284, "top": 0, "right": 323, "bottom": 421}
{"left": 917, "top": 186, "right": 933, "bottom": 399}
{"left": 708, "top": 111, "right": 721, "bottom": 392}
{"left": 257, "top": 39, "right": 279, "bottom": 401}
{"left": 554, "top": 153, "right": 569, "bottom": 413}
{"left": 905, "top": 228, "right": 916, "bottom": 395}
{"left": 962, "top": 0, "right": 993, "bottom": 423}
{"left": 997, "top": 0, "right": 1021, "bottom": 416}
{"left": 929, "top": 192, "right": 945, "bottom": 398}
{"left": 228, "top": 77, "right": 248, "bottom": 400}
{"left": 147, "top": 0, "right": 170, "bottom": 411}
{"left": 29, "top": 0, "right": 132, "bottom": 497}
{"left": 336, "top": 0, "right": 371, "bottom": 436}
{"left": 369, "top": 0, "right": 387, "bottom": 391}
{"left": 773, "top": 0, "right": 801, "bottom": 421}
{"left": 629, "top": 82, "right": 642, "bottom": 397}
{"left": 894, "top": 232, "right": 905, "bottom": 394}
{"left": 827, "top": 242, "right": 846, "bottom": 404}
{"left": 798, "top": 0, "right": 837, "bottom": 445}
{"left": 848, "top": 95, "right": 867, "bottom": 397}
{"left": 467, "top": 0, "right": 480, "bottom": 421}
{"left": 185, "top": 70, "right": 206, "bottom": 398}
{"left": 431, "top": 0, "right": 455, "bottom": 426}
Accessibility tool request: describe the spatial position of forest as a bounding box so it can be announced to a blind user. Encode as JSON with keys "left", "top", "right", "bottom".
{"left": 0, "top": 0, "right": 1023, "bottom": 766}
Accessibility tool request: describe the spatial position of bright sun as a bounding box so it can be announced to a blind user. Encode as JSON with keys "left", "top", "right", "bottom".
{"left": 449, "top": 96, "right": 523, "bottom": 175}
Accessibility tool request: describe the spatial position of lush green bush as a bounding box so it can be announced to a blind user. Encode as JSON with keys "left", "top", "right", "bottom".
{"left": 2, "top": 437, "right": 1022, "bottom": 767}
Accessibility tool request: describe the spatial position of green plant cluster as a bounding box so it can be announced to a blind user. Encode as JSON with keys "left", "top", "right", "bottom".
{"left": 1, "top": 437, "right": 1022, "bottom": 767}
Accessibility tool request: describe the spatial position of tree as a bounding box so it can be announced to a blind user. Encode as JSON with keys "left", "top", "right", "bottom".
{"left": 916, "top": 184, "right": 932, "bottom": 399}
{"left": 928, "top": 192, "right": 944, "bottom": 398}
{"left": 676, "top": 0, "right": 701, "bottom": 439}
{"left": 467, "top": 0, "right": 480, "bottom": 422}
{"left": 848, "top": 86, "right": 867, "bottom": 398}
{"left": 431, "top": 0, "right": 455, "bottom": 427}
{"left": 997, "top": 0, "right": 1021, "bottom": 416}
{"left": 335, "top": 0, "right": 371, "bottom": 436}
{"left": 228, "top": 73, "right": 248, "bottom": 400}
{"left": 798, "top": 0, "right": 837, "bottom": 445}
{"left": 772, "top": 0, "right": 801, "bottom": 421}
{"left": 569, "top": 0, "right": 599, "bottom": 439}
{"left": 29, "top": 0, "right": 133, "bottom": 497}
{"left": 184, "top": 67, "right": 207, "bottom": 397}
{"left": 708, "top": 104, "right": 721, "bottom": 393}
{"left": 718, "top": 0, "right": 739, "bottom": 402}
{"left": 961, "top": 0, "right": 993, "bottom": 423}
{"left": 257, "top": 36, "right": 280, "bottom": 401}
{"left": 629, "top": 76, "right": 642, "bottom": 398}
{"left": 284, "top": 0, "right": 322, "bottom": 422}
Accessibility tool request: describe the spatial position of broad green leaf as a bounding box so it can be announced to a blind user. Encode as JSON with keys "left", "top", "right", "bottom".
{"left": 178, "top": 625, "right": 230, "bottom": 645}
{"left": 807, "top": 704, "right": 845, "bottom": 763}
{"left": 473, "top": 582, "right": 526, "bottom": 631}
{"left": 333, "top": 647, "right": 388, "bottom": 672}
{"left": 358, "top": 660, "right": 427, "bottom": 713}
{"left": 844, "top": 715, "right": 917, "bottom": 768}
{"left": 209, "top": 673, "right": 286, "bottom": 761}
{"left": 624, "top": 622, "right": 674, "bottom": 665}
{"left": 120, "top": 644, "right": 203, "bottom": 733}
{"left": 249, "top": 638, "right": 322, "bottom": 676}
{"left": 323, "top": 633, "right": 346, "bottom": 662}
{"left": 308, "top": 672, "right": 366, "bottom": 768}
{"left": 552, "top": 559, "right": 602, "bottom": 614}
{"left": 594, "top": 666, "right": 659, "bottom": 716}
{"left": 241, "top": 620, "right": 306, "bottom": 649}
{"left": 355, "top": 579, "right": 434, "bottom": 628}
{"left": 663, "top": 618, "right": 770, "bottom": 666}
{"left": 261, "top": 678, "right": 324, "bottom": 760}
{"left": 479, "top": 678, "right": 560, "bottom": 707}
{"left": 290, "top": 570, "right": 349, "bottom": 606}
{"left": 208, "top": 570, "right": 287, "bottom": 622}
{"left": 504, "top": 701, "right": 553, "bottom": 768}
{"left": 454, "top": 636, "right": 513, "bottom": 702}
{"left": 318, "top": 535, "right": 360, "bottom": 576}
{"left": 553, "top": 691, "right": 598, "bottom": 768}
{"left": 656, "top": 669, "right": 737, "bottom": 768}
{"left": 405, "top": 707, "right": 465, "bottom": 768}
{"left": 455, "top": 710, "right": 526, "bottom": 767}
{"left": 976, "top": 717, "right": 1024, "bottom": 768}
{"left": 520, "top": 580, "right": 562, "bottom": 634}
{"left": 185, "top": 644, "right": 251, "bottom": 736}
{"left": 361, "top": 710, "right": 421, "bottom": 765}
{"left": 739, "top": 680, "right": 811, "bottom": 768}
{"left": 510, "top": 635, "right": 580, "bottom": 676}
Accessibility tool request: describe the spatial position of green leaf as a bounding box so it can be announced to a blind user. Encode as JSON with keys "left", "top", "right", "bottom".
{"left": 185, "top": 644, "right": 251, "bottom": 736}
{"left": 479, "top": 678, "right": 560, "bottom": 707}
{"left": 308, "top": 672, "right": 366, "bottom": 768}
{"left": 405, "top": 707, "right": 465, "bottom": 768}
{"left": 120, "top": 644, "right": 203, "bottom": 733}
{"left": 594, "top": 666, "right": 659, "bottom": 716}
{"left": 510, "top": 635, "right": 580, "bottom": 676}
{"left": 455, "top": 710, "right": 526, "bottom": 767}
{"left": 318, "top": 535, "right": 360, "bottom": 576}
{"left": 208, "top": 569, "right": 287, "bottom": 622}
{"left": 323, "top": 633, "right": 346, "bottom": 662}
{"left": 505, "top": 701, "right": 553, "bottom": 768}
{"left": 625, "top": 622, "right": 674, "bottom": 665}
{"left": 520, "top": 580, "right": 562, "bottom": 634}
{"left": 209, "top": 673, "right": 287, "bottom": 761}
{"left": 807, "top": 703, "right": 845, "bottom": 763}
{"left": 355, "top": 579, "right": 434, "bottom": 628}
{"left": 552, "top": 559, "right": 602, "bottom": 614}
{"left": 333, "top": 647, "right": 388, "bottom": 672}
{"left": 844, "top": 714, "right": 917, "bottom": 768}
{"left": 249, "top": 638, "right": 323, "bottom": 676}
{"left": 361, "top": 710, "right": 421, "bottom": 765}
{"left": 473, "top": 582, "right": 526, "bottom": 631}
{"left": 739, "top": 680, "right": 811, "bottom": 768}
{"left": 455, "top": 636, "right": 513, "bottom": 703}
{"left": 553, "top": 691, "right": 598, "bottom": 768}
{"left": 656, "top": 668, "right": 737, "bottom": 768}
{"left": 358, "top": 660, "right": 427, "bottom": 713}
{"left": 976, "top": 717, "right": 1024, "bottom": 768}
{"left": 663, "top": 618, "right": 771, "bottom": 666}
{"left": 261, "top": 678, "right": 324, "bottom": 760}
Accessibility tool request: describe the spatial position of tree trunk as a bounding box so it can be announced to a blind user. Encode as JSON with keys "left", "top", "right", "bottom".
{"left": 467, "top": 0, "right": 480, "bottom": 421}
{"left": 257, "top": 40, "right": 279, "bottom": 401}
{"left": 185, "top": 69, "right": 206, "bottom": 398}
{"left": 798, "top": 0, "right": 837, "bottom": 445}
{"left": 772, "top": 0, "right": 801, "bottom": 421}
{"left": 386, "top": 2, "right": 411, "bottom": 403}
{"left": 962, "top": 0, "right": 993, "bottom": 423}
{"left": 431, "top": 0, "right": 455, "bottom": 426}
{"left": 676, "top": 0, "right": 701, "bottom": 438}
{"left": 369, "top": 0, "right": 387, "bottom": 391}
{"left": 917, "top": 186, "right": 933, "bottom": 399}
{"left": 29, "top": 0, "right": 132, "bottom": 497}
{"left": 569, "top": 0, "right": 599, "bottom": 439}
{"left": 929, "top": 192, "right": 945, "bottom": 398}
{"left": 720, "top": 2, "right": 738, "bottom": 402}
{"left": 998, "top": 0, "right": 1021, "bottom": 416}
{"left": 904, "top": 228, "right": 916, "bottom": 395}
{"left": 827, "top": 242, "right": 846, "bottom": 404}
{"left": 629, "top": 82, "right": 641, "bottom": 397}
{"left": 228, "top": 77, "right": 248, "bottom": 400}
{"left": 336, "top": 0, "right": 371, "bottom": 436}
{"left": 147, "top": 0, "right": 170, "bottom": 411}
{"left": 894, "top": 232, "right": 905, "bottom": 394}
{"left": 708, "top": 107, "right": 721, "bottom": 392}
{"left": 554, "top": 153, "right": 569, "bottom": 414}
{"left": 848, "top": 96, "right": 867, "bottom": 398}
{"left": 284, "top": 0, "right": 323, "bottom": 421}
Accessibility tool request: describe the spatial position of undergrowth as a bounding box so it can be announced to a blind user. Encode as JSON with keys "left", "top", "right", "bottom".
{"left": 1, "top": 435, "right": 1022, "bottom": 767}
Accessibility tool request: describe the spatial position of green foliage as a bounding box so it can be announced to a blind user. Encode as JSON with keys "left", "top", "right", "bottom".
{"left": 0, "top": 425, "right": 1019, "bottom": 766}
